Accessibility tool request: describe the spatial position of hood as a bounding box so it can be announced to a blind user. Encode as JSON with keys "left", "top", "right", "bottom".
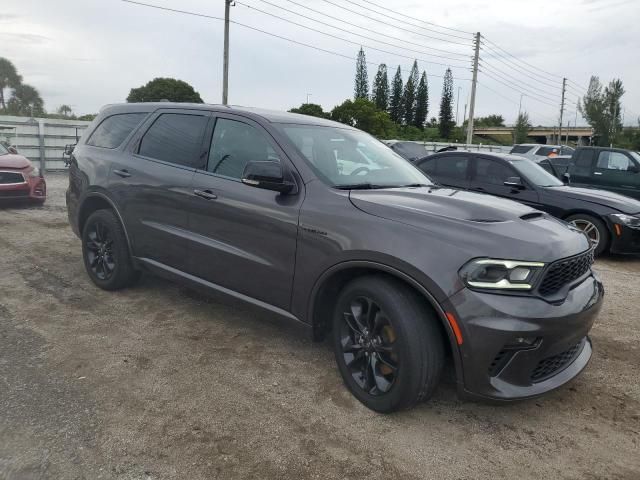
{"left": 0, "top": 153, "right": 31, "bottom": 170}
{"left": 349, "top": 186, "right": 591, "bottom": 262}
{"left": 544, "top": 185, "right": 640, "bottom": 214}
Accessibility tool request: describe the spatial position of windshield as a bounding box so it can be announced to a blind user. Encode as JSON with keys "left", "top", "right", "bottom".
{"left": 0, "top": 143, "right": 8, "bottom": 156}
{"left": 276, "top": 124, "right": 432, "bottom": 188}
{"left": 630, "top": 151, "right": 640, "bottom": 164}
{"left": 509, "top": 158, "right": 564, "bottom": 187}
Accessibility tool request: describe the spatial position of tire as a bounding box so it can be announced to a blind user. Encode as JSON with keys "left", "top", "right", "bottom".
{"left": 332, "top": 275, "right": 444, "bottom": 413}
{"left": 82, "top": 209, "right": 140, "bottom": 290}
{"left": 565, "top": 213, "right": 609, "bottom": 256}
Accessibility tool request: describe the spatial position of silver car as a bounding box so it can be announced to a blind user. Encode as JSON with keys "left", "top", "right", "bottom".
{"left": 510, "top": 144, "right": 575, "bottom": 161}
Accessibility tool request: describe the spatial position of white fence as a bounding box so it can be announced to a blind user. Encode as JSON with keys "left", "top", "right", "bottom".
{"left": 0, "top": 115, "right": 92, "bottom": 172}
{"left": 385, "top": 140, "right": 513, "bottom": 154}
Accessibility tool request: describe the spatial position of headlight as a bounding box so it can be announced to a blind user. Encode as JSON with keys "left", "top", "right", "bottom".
{"left": 609, "top": 213, "right": 640, "bottom": 229}
{"left": 28, "top": 167, "right": 40, "bottom": 177}
{"left": 460, "top": 258, "right": 545, "bottom": 291}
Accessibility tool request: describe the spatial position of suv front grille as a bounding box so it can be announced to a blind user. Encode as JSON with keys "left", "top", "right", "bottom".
{"left": 530, "top": 339, "right": 585, "bottom": 383}
{"left": 538, "top": 249, "right": 594, "bottom": 296}
{"left": 0, "top": 171, "right": 25, "bottom": 185}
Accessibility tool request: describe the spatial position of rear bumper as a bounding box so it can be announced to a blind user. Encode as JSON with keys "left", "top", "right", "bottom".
{"left": 444, "top": 273, "right": 603, "bottom": 401}
{"left": 0, "top": 176, "right": 46, "bottom": 201}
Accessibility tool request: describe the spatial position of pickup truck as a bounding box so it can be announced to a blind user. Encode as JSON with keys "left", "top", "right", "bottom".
{"left": 539, "top": 146, "right": 640, "bottom": 200}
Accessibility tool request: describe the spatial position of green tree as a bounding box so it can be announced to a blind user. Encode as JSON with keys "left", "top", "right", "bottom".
{"left": 57, "top": 104, "right": 73, "bottom": 117}
{"left": 388, "top": 66, "right": 403, "bottom": 123}
{"left": 438, "top": 68, "right": 455, "bottom": 139}
{"left": 579, "top": 76, "right": 625, "bottom": 146}
{"left": 288, "top": 103, "right": 330, "bottom": 119}
{"left": 127, "top": 77, "right": 203, "bottom": 103}
{"left": 371, "top": 64, "right": 389, "bottom": 111}
{"left": 78, "top": 113, "right": 97, "bottom": 121}
{"left": 354, "top": 47, "right": 369, "bottom": 100}
{"left": 413, "top": 71, "right": 428, "bottom": 129}
{"left": 0, "top": 57, "right": 22, "bottom": 111}
{"left": 402, "top": 60, "right": 419, "bottom": 125}
{"left": 7, "top": 84, "right": 44, "bottom": 116}
{"left": 514, "top": 111, "right": 531, "bottom": 143}
{"left": 475, "top": 114, "right": 505, "bottom": 127}
{"left": 331, "top": 98, "right": 396, "bottom": 138}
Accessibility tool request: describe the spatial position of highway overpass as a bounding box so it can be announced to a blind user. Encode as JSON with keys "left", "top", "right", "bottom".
{"left": 474, "top": 126, "right": 593, "bottom": 145}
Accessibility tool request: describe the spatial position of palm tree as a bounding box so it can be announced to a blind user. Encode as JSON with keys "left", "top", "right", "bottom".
{"left": 0, "top": 57, "right": 23, "bottom": 110}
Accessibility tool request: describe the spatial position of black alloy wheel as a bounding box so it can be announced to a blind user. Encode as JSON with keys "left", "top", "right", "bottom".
{"left": 85, "top": 221, "right": 116, "bottom": 281}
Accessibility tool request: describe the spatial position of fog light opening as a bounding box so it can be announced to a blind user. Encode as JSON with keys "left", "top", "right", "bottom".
{"left": 505, "top": 336, "right": 540, "bottom": 350}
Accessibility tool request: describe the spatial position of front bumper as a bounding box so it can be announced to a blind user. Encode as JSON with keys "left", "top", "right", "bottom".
{"left": 0, "top": 175, "right": 46, "bottom": 202}
{"left": 444, "top": 273, "right": 603, "bottom": 401}
{"left": 607, "top": 220, "right": 640, "bottom": 255}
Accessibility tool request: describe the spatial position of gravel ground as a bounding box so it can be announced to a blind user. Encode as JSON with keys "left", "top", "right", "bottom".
{"left": 0, "top": 173, "right": 638, "bottom": 480}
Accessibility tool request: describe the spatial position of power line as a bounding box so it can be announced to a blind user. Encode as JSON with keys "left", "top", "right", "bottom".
{"left": 352, "top": 0, "right": 474, "bottom": 35}
{"left": 477, "top": 82, "right": 556, "bottom": 124}
{"left": 281, "top": 0, "right": 470, "bottom": 58}
{"left": 121, "top": 0, "right": 471, "bottom": 83}
{"left": 479, "top": 61, "right": 561, "bottom": 103}
{"left": 317, "top": 0, "right": 473, "bottom": 47}
{"left": 342, "top": 0, "right": 473, "bottom": 40}
{"left": 480, "top": 69, "right": 558, "bottom": 108}
{"left": 241, "top": 0, "right": 471, "bottom": 63}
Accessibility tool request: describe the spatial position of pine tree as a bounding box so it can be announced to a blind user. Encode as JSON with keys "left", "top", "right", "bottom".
{"left": 438, "top": 68, "right": 455, "bottom": 138}
{"left": 402, "top": 60, "right": 419, "bottom": 125}
{"left": 388, "top": 66, "right": 403, "bottom": 123}
{"left": 413, "top": 71, "right": 429, "bottom": 129}
{"left": 354, "top": 47, "right": 369, "bottom": 100}
{"left": 371, "top": 64, "right": 389, "bottom": 111}
{"left": 514, "top": 111, "right": 531, "bottom": 143}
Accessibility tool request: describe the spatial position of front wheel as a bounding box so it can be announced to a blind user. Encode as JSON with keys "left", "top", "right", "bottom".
{"left": 82, "top": 209, "right": 140, "bottom": 290}
{"left": 332, "top": 276, "right": 444, "bottom": 413}
{"left": 566, "top": 213, "right": 609, "bottom": 256}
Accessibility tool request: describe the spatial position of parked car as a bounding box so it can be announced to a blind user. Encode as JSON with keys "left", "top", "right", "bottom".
{"left": 0, "top": 142, "right": 46, "bottom": 203}
{"left": 510, "top": 144, "right": 575, "bottom": 161}
{"left": 415, "top": 151, "right": 640, "bottom": 256}
{"left": 546, "top": 147, "right": 640, "bottom": 200}
{"left": 67, "top": 103, "right": 602, "bottom": 412}
{"left": 538, "top": 155, "right": 572, "bottom": 177}
{"left": 386, "top": 141, "right": 430, "bottom": 161}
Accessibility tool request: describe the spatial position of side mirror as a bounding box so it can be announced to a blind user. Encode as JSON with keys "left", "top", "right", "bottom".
{"left": 504, "top": 176, "right": 525, "bottom": 190}
{"left": 241, "top": 161, "right": 294, "bottom": 194}
{"left": 8, "top": 146, "right": 18, "bottom": 154}
{"left": 628, "top": 164, "right": 639, "bottom": 174}
{"left": 64, "top": 144, "right": 75, "bottom": 156}
{"left": 562, "top": 172, "right": 571, "bottom": 184}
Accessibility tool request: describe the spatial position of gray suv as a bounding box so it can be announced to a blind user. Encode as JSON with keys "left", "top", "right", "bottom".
{"left": 67, "top": 103, "right": 603, "bottom": 412}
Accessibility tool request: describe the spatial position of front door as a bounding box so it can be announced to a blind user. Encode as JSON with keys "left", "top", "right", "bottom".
{"left": 186, "top": 113, "right": 302, "bottom": 310}
{"left": 591, "top": 150, "right": 640, "bottom": 199}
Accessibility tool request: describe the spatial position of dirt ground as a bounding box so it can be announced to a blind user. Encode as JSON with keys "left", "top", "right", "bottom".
{"left": 0, "top": 173, "right": 638, "bottom": 480}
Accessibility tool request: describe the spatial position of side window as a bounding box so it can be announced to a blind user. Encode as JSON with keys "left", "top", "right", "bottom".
{"left": 536, "top": 146, "right": 558, "bottom": 157}
{"left": 138, "top": 113, "right": 208, "bottom": 167}
{"left": 87, "top": 113, "right": 147, "bottom": 149}
{"left": 208, "top": 118, "right": 280, "bottom": 179}
{"left": 538, "top": 159, "right": 555, "bottom": 175}
{"left": 596, "top": 151, "right": 633, "bottom": 171}
{"left": 573, "top": 149, "right": 595, "bottom": 176}
{"left": 475, "top": 158, "right": 515, "bottom": 185}
{"left": 436, "top": 155, "right": 468, "bottom": 180}
{"left": 419, "top": 158, "right": 436, "bottom": 175}
{"left": 510, "top": 145, "right": 533, "bottom": 154}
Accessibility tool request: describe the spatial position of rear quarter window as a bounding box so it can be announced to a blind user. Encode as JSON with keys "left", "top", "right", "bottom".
{"left": 87, "top": 113, "right": 147, "bottom": 149}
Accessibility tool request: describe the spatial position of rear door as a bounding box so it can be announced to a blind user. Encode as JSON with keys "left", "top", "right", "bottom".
{"left": 568, "top": 148, "right": 596, "bottom": 186}
{"left": 469, "top": 156, "right": 541, "bottom": 208}
{"left": 110, "top": 108, "right": 210, "bottom": 271}
{"left": 185, "top": 112, "right": 302, "bottom": 310}
{"left": 416, "top": 154, "right": 470, "bottom": 189}
{"left": 591, "top": 150, "right": 640, "bottom": 199}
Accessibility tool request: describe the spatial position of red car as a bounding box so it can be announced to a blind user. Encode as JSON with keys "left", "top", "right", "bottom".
{"left": 0, "top": 143, "right": 46, "bottom": 203}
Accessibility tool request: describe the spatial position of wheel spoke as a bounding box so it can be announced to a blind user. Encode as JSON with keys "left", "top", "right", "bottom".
{"left": 343, "top": 312, "right": 363, "bottom": 335}
{"left": 374, "top": 351, "right": 397, "bottom": 371}
{"left": 370, "top": 354, "right": 392, "bottom": 393}
{"left": 349, "top": 300, "right": 368, "bottom": 333}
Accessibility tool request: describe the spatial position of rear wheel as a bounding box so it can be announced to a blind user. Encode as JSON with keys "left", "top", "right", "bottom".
{"left": 82, "top": 209, "right": 140, "bottom": 290}
{"left": 566, "top": 213, "right": 609, "bottom": 256}
{"left": 332, "top": 276, "right": 444, "bottom": 413}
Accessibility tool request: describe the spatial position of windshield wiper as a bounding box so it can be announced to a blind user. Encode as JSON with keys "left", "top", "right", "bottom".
{"left": 334, "top": 183, "right": 388, "bottom": 190}
{"left": 387, "top": 183, "right": 431, "bottom": 188}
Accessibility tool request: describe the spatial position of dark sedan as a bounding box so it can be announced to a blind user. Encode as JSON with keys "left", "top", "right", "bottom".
{"left": 415, "top": 151, "right": 640, "bottom": 256}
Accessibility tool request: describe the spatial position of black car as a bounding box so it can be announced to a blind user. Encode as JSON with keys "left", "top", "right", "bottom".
{"left": 415, "top": 151, "right": 640, "bottom": 256}
{"left": 387, "top": 141, "right": 430, "bottom": 161}
{"left": 67, "top": 103, "right": 602, "bottom": 412}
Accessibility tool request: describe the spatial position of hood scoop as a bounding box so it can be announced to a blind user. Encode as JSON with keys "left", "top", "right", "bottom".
{"left": 520, "top": 212, "right": 544, "bottom": 221}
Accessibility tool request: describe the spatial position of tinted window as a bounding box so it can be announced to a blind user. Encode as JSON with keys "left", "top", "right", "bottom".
{"left": 139, "top": 113, "right": 208, "bottom": 167}
{"left": 596, "top": 151, "right": 633, "bottom": 171}
{"left": 536, "top": 146, "right": 558, "bottom": 157}
{"left": 510, "top": 145, "right": 533, "bottom": 154}
{"left": 573, "top": 149, "right": 595, "bottom": 176}
{"left": 87, "top": 113, "right": 147, "bottom": 149}
{"left": 475, "top": 158, "right": 515, "bottom": 185}
{"left": 538, "top": 159, "right": 554, "bottom": 175}
{"left": 208, "top": 118, "right": 280, "bottom": 179}
{"left": 509, "top": 159, "right": 563, "bottom": 187}
{"left": 430, "top": 155, "right": 468, "bottom": 180}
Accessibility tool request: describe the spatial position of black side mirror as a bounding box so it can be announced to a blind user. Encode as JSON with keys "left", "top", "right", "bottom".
{"left": 8, "top": 146, "right": 18, "bottom": 154}
{"left": 242, "top": 161, "right": 294, "bottom": 194}
{"left": 628, "top": 165, "right": 639, "bottom": 174}
{"left": 562, "top": 172, "right": 571, "bottom": 184}
{"left": 504, "top": 176, "right": 525, "bottom": 190}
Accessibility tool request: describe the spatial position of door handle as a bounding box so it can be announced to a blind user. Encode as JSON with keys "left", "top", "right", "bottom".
{"left": 113, "top": 169, "right": 131, "bottom": 178}
{"left": 193, "top": 189, "right": 218, "bottom": 200}
{"left": 593, "top": 172, "right": 603, "bottom": 175}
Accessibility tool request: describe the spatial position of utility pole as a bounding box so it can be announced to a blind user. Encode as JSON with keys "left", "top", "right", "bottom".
{"left": 558, "top": 77, "right": 566, "bottom": 144}
{"left": 518, "top": 94, "right": 524, "bottom": 117}
{"left": 222, "top": 0, "right": 232, "bottom": 105}
{"left": 465, "top": 32, "right": 481, "bottom": 145}
{"left": 306, "top": 93, "right": 312, "bottom": 104}
{"left": 455, "top": 87, "right": 461, "bottom": 125}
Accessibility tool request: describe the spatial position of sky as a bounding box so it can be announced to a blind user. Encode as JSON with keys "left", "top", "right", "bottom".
{"left": 2, "top": 0, "right": 639, "bottom": 126}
